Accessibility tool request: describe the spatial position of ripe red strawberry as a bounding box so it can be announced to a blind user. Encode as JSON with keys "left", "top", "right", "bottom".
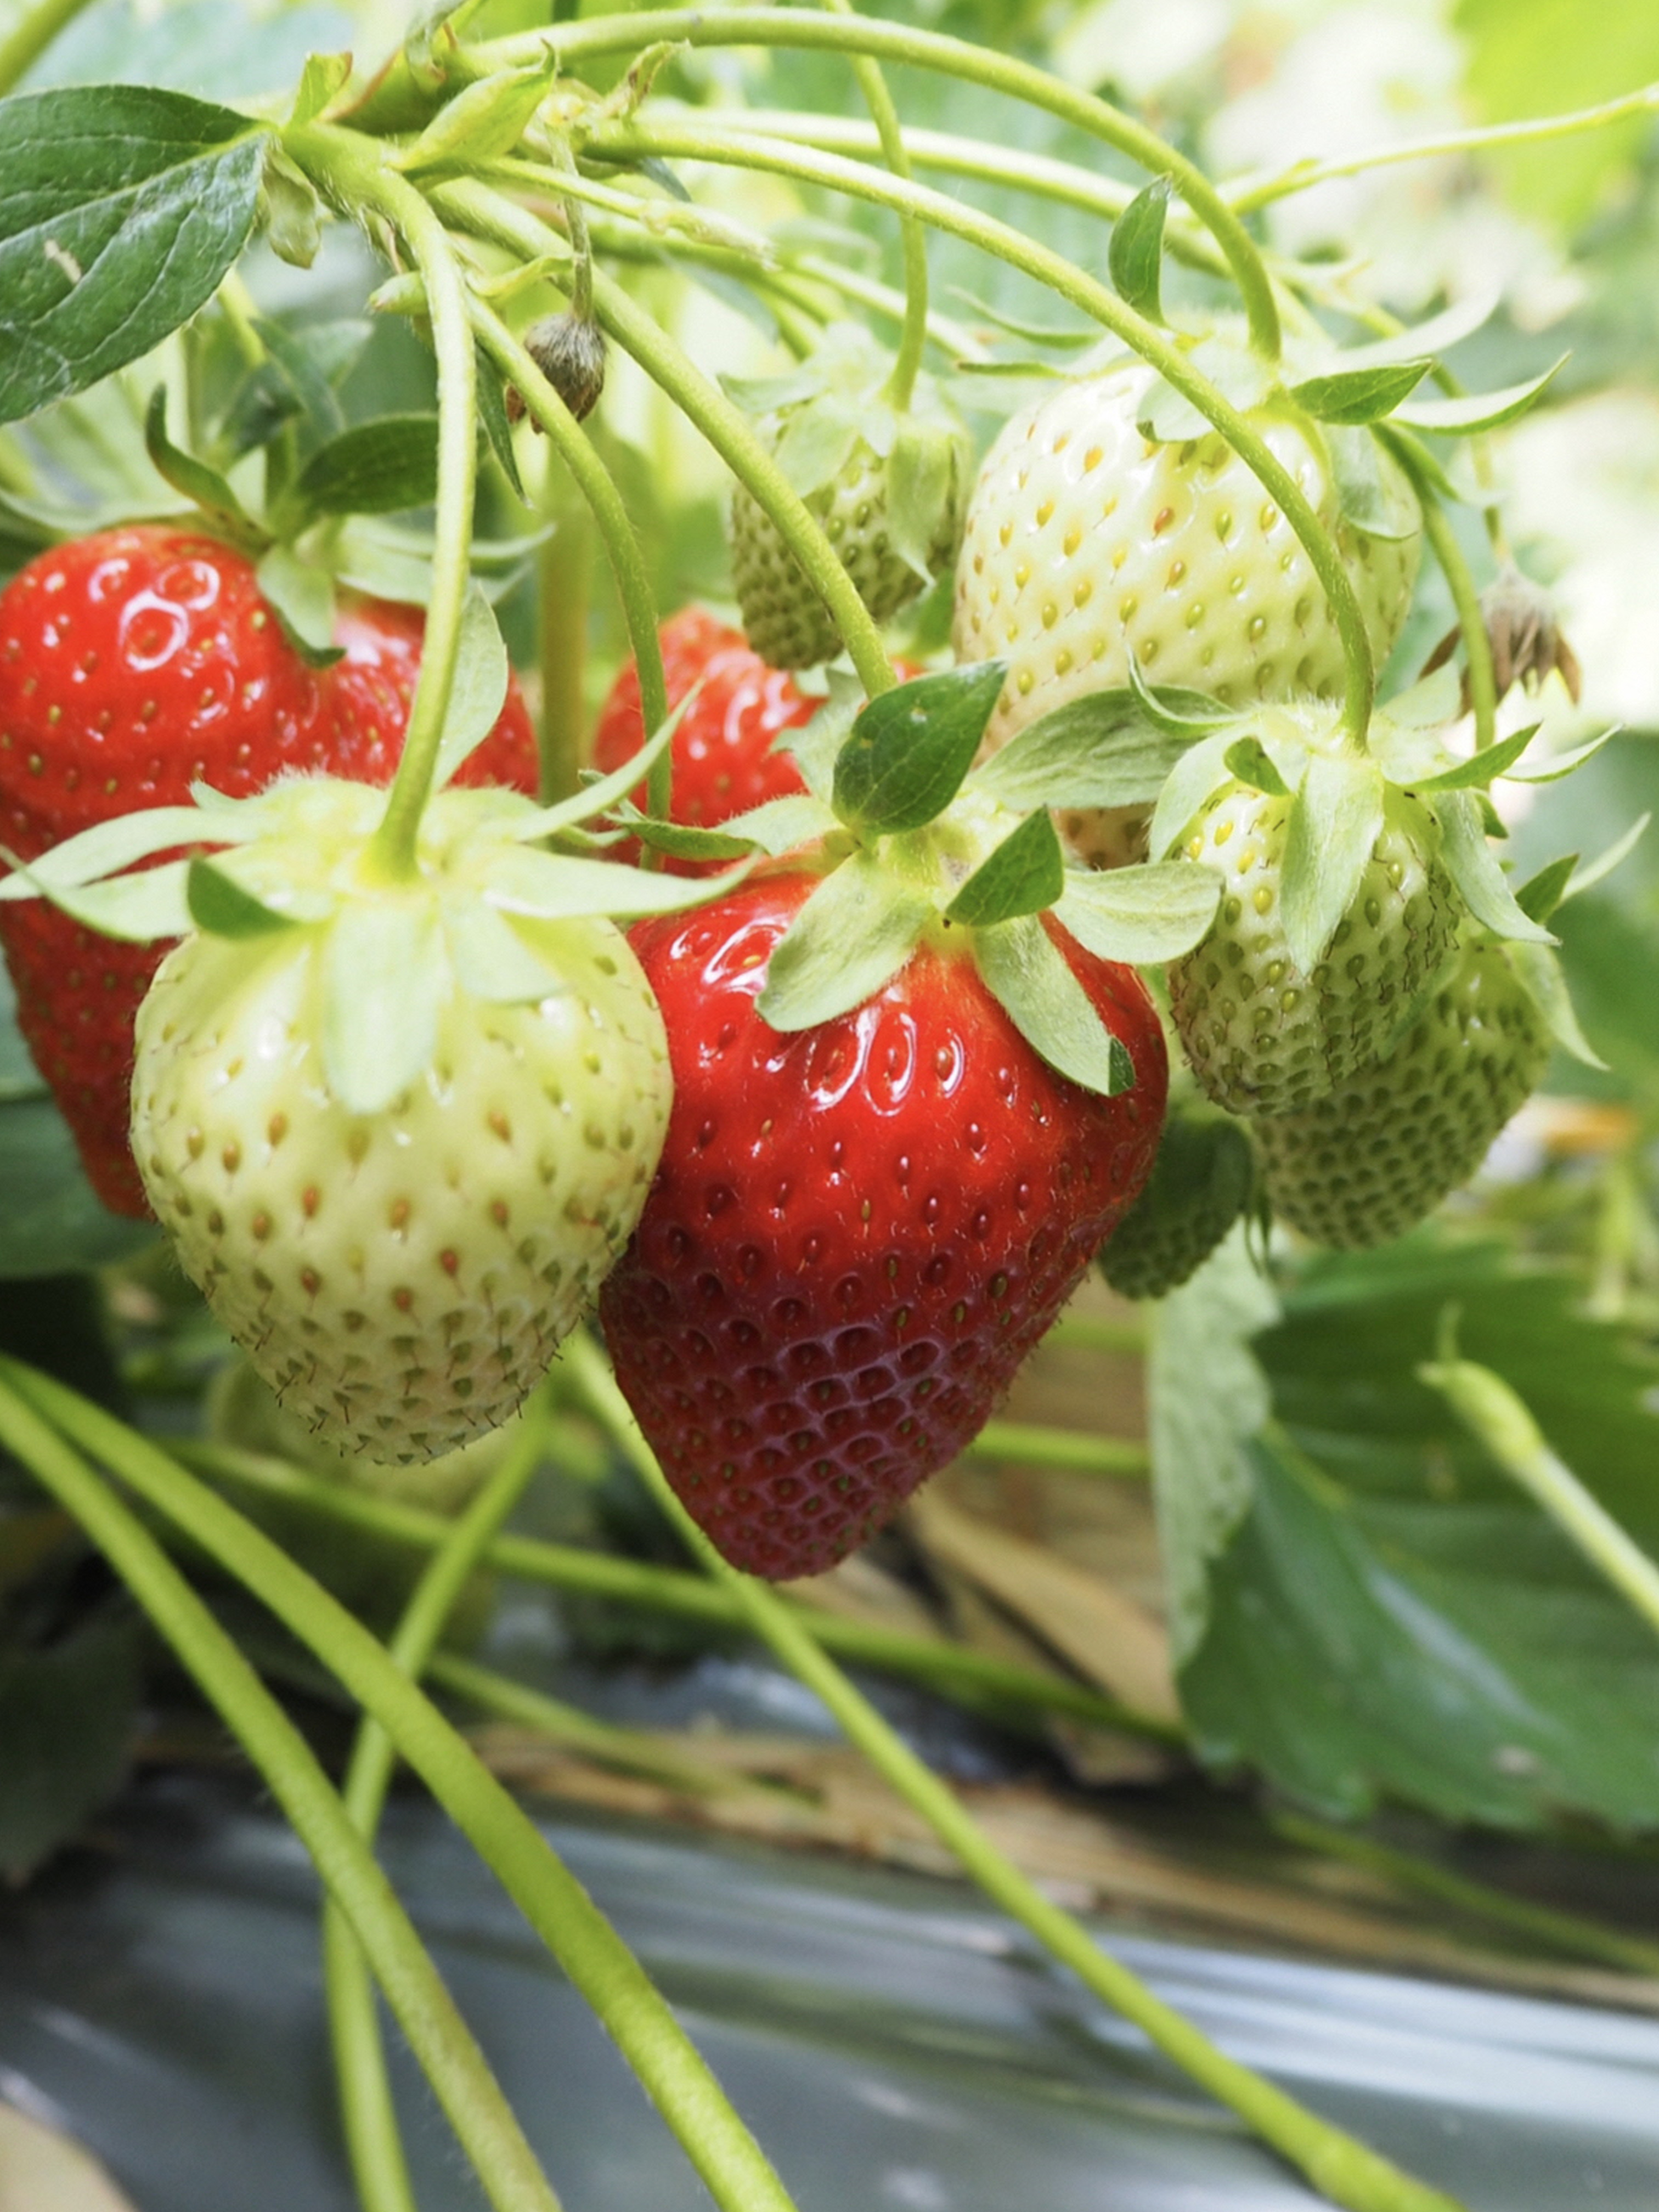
{"left": 591, "top": 608, "right": 814, "bottom": 873}
{"left": 0, "top": 527, "right": 537, "bottom": 1217}
{"left": 599, "top": 870, "right": 1167, "bottom": 1579}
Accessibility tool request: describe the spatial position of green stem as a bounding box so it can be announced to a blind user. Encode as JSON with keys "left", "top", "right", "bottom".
{"left": 1051, "top": 1311, "right": 1149, "bottom": 1355}
{"left": 816, "top": 0, "right": 928, "bottom": 406}
{"left": 1421, "top": 1355, "right": 1659, "bottom": 1646}
{"left": 437, "top": 178, "right": 898, "bottom": 700}
{"left": 326, "top": 1400, "right": 554, "bottom": 2212}
{"left": 419, "top": 9, "right": 1281, "bottom": 358}
{"left": 584, "top": 119, "right": 1374, "bottom": 739}
{"left": 534, "top": 475, "right": 593, "bottom": 804}
{"left": 1226, "top": 82, "right": 1659, "bottom": 215}
{"left": 7, "top": 1364, "right": 799, "bottom": 2212}
{"left": 968, "top": 1420, "right": 1148, "bottom": 1477}
{"left": 1415, "top": 487, "right": 1497, "bottom": 751}
{"left": 0, "top": 0, "right": 98, "bottom": 94}
{"left": 569, "top": 1338, "right": 1463, "bottom": 2212}
{"left": 0, "top": 1371, "right": 562, "bottom": 2212}
{"left": 285, "top": 122, "right": 478, "bottom": 882}
{"left": 467, "top": 291, "right": 668, "bottom": 746}
{"left": 1273, "top": 1812, "right": 1659, "bottom": 1981}
{"left": 174, "top": 1438, "right": 1176, "bottom": 1737}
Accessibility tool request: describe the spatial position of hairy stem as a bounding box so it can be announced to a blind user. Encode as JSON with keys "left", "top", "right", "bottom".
{"left": 326, "top": 1403, "right": 554, "bottom": 2212}
{"left": 0, "top": 0, "right": 99, "bottom": 94}
{"left": 0, "top": 1369, "right": 562, "bottom": 2212}
{"left": 1415, "top": 486, "right": 1497, "bottom": 750}
{"left": 570, "top": 1336, "right": 1464, "bottom": 2212}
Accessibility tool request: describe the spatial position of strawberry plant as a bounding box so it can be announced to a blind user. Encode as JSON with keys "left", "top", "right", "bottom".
{"left": 0, "top": 5, "right": 1654, "bottom": 2212}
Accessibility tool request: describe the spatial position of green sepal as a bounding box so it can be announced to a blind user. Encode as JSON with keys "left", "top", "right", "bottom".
{"left": 1126, "top": 656, "right": 1232, "bottom": 736}
{"left": 397, "top": 57, "right": 557, "bottom": 173}
{"left": 1135, "top": 335, "right": 1272, "bottom": 445}
{"left": 291, "top": 50, "right": 352, "bottom": 126}
{"left": 1392, "top": 358, "right": 1566, "bottom": 436}
{"left": 286, "top": 414, "right": 441, "bottom": 524}
{"left": 944, "top": 292, "right": 1097, "bottom": 350}
{"left": 1148, "top": 730, "right": 1239, "bottom": 858}
{"left": 758, "top": 850, "right": 930, "bottom": 1032}
{"left": 610, "top": 808, "right": 758, "bottom": 863}
{"left": 1504, "top": 726, "right": 1617, "bottom": 785}
{"left": 1223, "top": 737, "right": 1289, "bottom": 797}
{"left": 256, "top": 543, "right": 340, "bottom": 664}
{"left": 144, "top": 388, "right": 267, "bottom": 554}
{"left": 1374, "top": 422, "right": 1472, "bottom": 507}
{"left": 2, "top": 855, "right": 192, "bottom": 940}
{"left": 1108, "top": 174, "right": 1172, "bottom": 325}
{"left": 972, "top": 915, "right": 1132, "bottom": 1097}
{"left": 772, "top": 396, "right": 860, "bottom": 496}
{"left": 0, "top": 807, "right": 241, "bottom": 901}
{"left": 1289, "top": 359, "right": 1431, "bottom": 425}
{"left": 1323, "top": 291, "right": 1499, "bottom": 371}
{"left": 1327, "top": 425, "right": 1423, "bottom": 540}
{"left": 1434, "top": 789, "right": 1555, "bottom": 944}
{"left": 186, "top": 857, "right": 297, "bottom": 939}
{"left": 260, "top": 145, "right": 323, "bottom": 271}
{"left": 442, "top": 899, "right": 565, "bottom": 1003}
{"left": 969, "top": 690, "right": 1209, "bottom": 813}
{"left": 1509, "top": 941, "right": 1606, "bottom": 1070}
{"left": 483, "top": 845, "right": 751, "bottom": 924}
{"left": 783, "top": 671, "right": 862, "bottom": 803}
{"left": 1514, "top": 853, "right": 1576, "bottom": 926}
{"left": 1280, "top": 752, "right": 1385, "bottom": 975}
{"left": 832, "top": 664, "right": 1005, "bottom": 837}
{"left": 432, "top": 585, "right": 510, "bottom": 789}
{"left": 887, "top": 418, "right": 963, "bottom": 583}
{"left": 510, "top": 692, "right": 691, "bottom": 842}
{"left": 323, "top": 898, "right": 445, "bottom": 1116}
{"left": 945, "top": 810, "right": 1064, "bottom": 928}
{"left": 1562, "top": 813, "right": 1649, "bottom": 902}
{"left": 1410, "top": 723, "right": 1538, "bottom": 792}
{"left": 1053, "top": 860, "right": 1222, "bottom": 964}
{"left": 703, "top": 792, "right": 839, "bottom": 857}
{"left": 476, "top": 347, "right": 526, "bottom": 501}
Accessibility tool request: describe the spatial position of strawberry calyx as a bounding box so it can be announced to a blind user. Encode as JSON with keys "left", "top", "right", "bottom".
{"left": 610, "top": 659, "right": 1223, "bottom": 1099}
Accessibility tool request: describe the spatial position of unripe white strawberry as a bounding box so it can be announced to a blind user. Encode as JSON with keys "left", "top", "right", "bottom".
{"left": 1255, "top": 936, "right": 1551, "bottom": 1248}
{"left": 1167, "top": 779, "right": 1459, "bottom": 1117}
{"left": 953, "top": 359, "right": 1420, "bottom": 862}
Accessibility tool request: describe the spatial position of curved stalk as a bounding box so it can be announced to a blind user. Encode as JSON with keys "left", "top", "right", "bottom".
{"left": 370, "top": 8, "right": 1282, "bottom": 358}
{"left": 7, "top": 1364, "right": 800, "bottom": 2212}
{"left": 0, "top": 1371, "right": 563, "bottom": 2212}
{"left": 435, "top": 178, "right": 899, "bottom": 700}
{"left": 581, "top": 119, "right": 1376, "bottom": 740}
{"left": 569, "top": 1337, "right": 1464, "bottom": 2212}
{"left": 0, "top": 0, "right": 99, "bottom": 94}
{"left": 326, "top": 1402, "right": 553, "bottom": 2212}
{"left": 285, "top": 122, "right": 478, "bottom": 882}
{"left": 1415, "top": 487, "right": 1498, "bottom": 752}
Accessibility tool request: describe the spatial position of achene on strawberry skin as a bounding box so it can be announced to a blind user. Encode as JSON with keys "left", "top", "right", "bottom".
{"left": 0, "top": 527, "right": 537, "bottom": 1218}
{"left": 600, "top": 872, "right": 1167, "bottom": 1581}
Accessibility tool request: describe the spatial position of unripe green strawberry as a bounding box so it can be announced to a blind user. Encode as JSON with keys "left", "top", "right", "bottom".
{"left": 1167, "top": 780, "right": 1459, "bottom": 1117}
{"left": 124, "top": 777, "right": 684, "bottom": 1464}
{"left": 953, "top": 360, "right": 1419, "bottom": 863}
{"left": 1255, "top": 936, "right": 1550, "bottom": 1249}
{"left": 1097, "top": 1108, "right": 1255, "bottom": 1300}
{"left": 727, "top": 325, "right": 970, "bottom": 669}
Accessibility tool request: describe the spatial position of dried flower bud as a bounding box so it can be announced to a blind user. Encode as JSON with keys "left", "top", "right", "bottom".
{"left": 1423, "top": 564, "right": 1583, "bottom": 708}
{"left": 505, "top": 312, "right": 607, "bottom": 428}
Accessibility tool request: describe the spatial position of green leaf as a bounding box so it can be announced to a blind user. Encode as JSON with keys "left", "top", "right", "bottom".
{"left": 186, "top": 857, "right": 297, "bottom": 939}
{"left": 972, "top": 914, "right": 1132, "bottom": 1097}
{"left": 1054, "top": 859, "right": 1223, "bottom": 964}
{"left": 255, "top": 542, "right": 338, "bottom": 663}
{"left": 432, "top": 586, "right": 509, "bottom": 789}
{"left": 1222, "top": 737, "right": 1289, "bottom": 797}
{"left": 1288, "top": 359, "right": 1432, "bottom": 425}
{"left": 260, "top": 145, "right": 322, "bottom": 271}
{"left": 289, "top": 414, "right": 441, "bottom": 522}
{"left": 322, "top": 899, "right": 445, "bottom": 1115}
{"left": 476, "top": 346, "right": 526, "bottom": 501}
{"left": 1280, "top": 753, "right": 1385, "bottom": 974}
{"left": 945, "top": 810, "right": 1063, "bottom": 928}
{"left": 1108, "top": 173, "right": 1172, "bottom": 324}
{"left": 1391, "top": 358, "right": 1567, "bottom": 436}
{"left": 706, "top": 792, "right": 839, "bottom": 857}
{"left": 143, "top": 386, "right": 265, "bottom": 551}
{"left": 1435, "top": 789, "right": 1556, "bottom": 944}
{"left": 398, "top": 57, "right": 558, "bottom": 173}
{"left": 0, "top": 1606, "right": 142, "bottom": 1882}
{"left": 758, "top": 853, "right": 931, "bottom": 1031}
{"left": 1174, "top": 1239, "right": 1659, "bottom": 1826}
{"left": 970, "top": 690, "right": 1209, "bottom": 813}
{"left": 292, "top": 50, "right": 353, "bottom": 127}
{"left": 1410, "top": 723, "right": 1538, "bottom": 792}
{"left": 0, "top": 88, "right": 265, "bottom": 425}
{"left": 252, "top": 314, "right": 347, "bottom": 443}
{"left": 833, "top": 664, "right": 1005, "bottom": 836}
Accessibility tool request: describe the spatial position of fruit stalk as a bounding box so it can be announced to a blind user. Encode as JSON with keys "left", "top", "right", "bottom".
{"left": 585, "top": 118, "right": 1378, "bottom": 738}
{"left": 0, "top": 1369, "right": 563, "bottom": 2212}
{"left": 572, "top": 1339, "right": 1466, "bottom": 2212}
{"left": 1413, "top": 478, "right": 1500, "bottom": 751}
{"left": 286, "top": 123, "right": 479, "bottom": 879}
{"left": 0, "top": 0, "right": 100, "bottom": 94}
{"left": 436, "top": 176, "right": 899, "bottom": 697}
{"left": 326, "top": 1397, "right": 556, "bottom": 2212}
{"left": 8, "top": 1366, "right": 803, "bottom": 2212}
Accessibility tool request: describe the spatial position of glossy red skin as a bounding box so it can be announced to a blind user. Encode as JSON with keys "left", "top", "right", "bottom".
{"left": 591, "top": 608, "right": 815, "bottom": 874}
{"left": 600, "top": 871, "right": 1169, "bottom": 1579}
{"left": 0, "top": 528, "right": 538, "bottom": 1217}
